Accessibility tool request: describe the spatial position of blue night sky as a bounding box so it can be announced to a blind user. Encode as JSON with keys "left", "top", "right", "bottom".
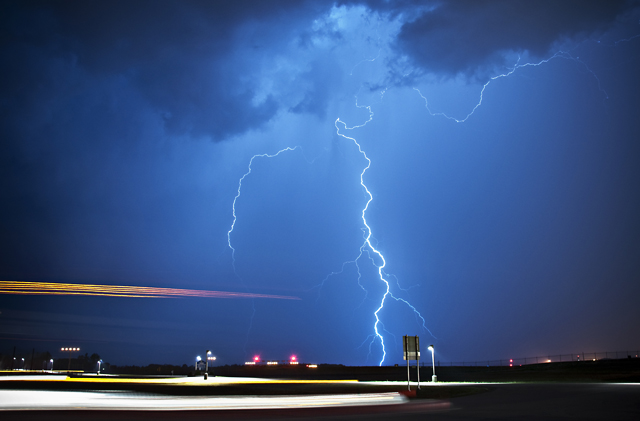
{"left": 1, "top": 0, "right": 639, "bottom": 367}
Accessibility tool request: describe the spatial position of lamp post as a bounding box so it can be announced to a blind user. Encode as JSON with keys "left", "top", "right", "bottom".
{"left": 50, "top": 359, "right": 54, "bottom": 372}
{"left": 428, "top": 345, "right": 437, "bottom": 382}
{"left": 97, "top": 359, "right": 102, "bottom": 375}
{"left": 206, "top": 351, "right": 216, "bottom": 380}
{"left": 204, "top": 350, "right": 210, "bottom": 380}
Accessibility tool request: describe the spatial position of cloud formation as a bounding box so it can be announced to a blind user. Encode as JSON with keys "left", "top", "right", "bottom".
{"left": 392, "top": 0, "right": 631, "bottom": 78}
{"left": 1, "top": 0, "right": 324, "bottom": 142}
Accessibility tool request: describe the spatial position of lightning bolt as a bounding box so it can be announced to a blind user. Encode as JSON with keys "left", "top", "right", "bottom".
{"left": 227, "top": 146, "right": 302, "bottom": 273}
{"left": 328, "top": 46, "right": 613, "bottom": 366}
{"left": 225, "top": 37, "right": 623, "bottom": 366}
{"left": 414, "top": 50, "right": 609, "bottom": 123}
{"left": 333, "top": 99, "right": 434, "bottom": 366}
{"left": 227, "top": 146, "right": 302, "bottom": 354}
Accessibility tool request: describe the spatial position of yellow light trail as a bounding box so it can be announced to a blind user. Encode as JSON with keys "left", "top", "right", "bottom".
{"left": 0, "top": 281, "right": 300, "bottom": 300}
{"left": 0, "top": 374, "right": 358, "bottom": 385}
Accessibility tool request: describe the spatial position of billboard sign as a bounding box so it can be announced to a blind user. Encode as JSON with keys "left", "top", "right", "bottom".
{"left": 403, "top": 335, "right": 420, "bottom": 361}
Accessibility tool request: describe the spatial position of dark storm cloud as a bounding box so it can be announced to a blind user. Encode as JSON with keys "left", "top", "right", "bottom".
{"left": 0, "top": 0, "right": 328, "bottom": 278}
{"left": 391, "top": 0, "right": 631, "bottom": 78}
{"left": 0, "top": 0, "right": 322, "bottom": 141}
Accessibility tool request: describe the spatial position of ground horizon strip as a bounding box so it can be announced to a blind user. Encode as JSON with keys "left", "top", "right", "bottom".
{"left": 0, "top": 281, "right": 300, "bottom": 300}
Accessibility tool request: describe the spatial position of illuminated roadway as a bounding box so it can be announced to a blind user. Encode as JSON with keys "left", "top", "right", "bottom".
{"left": 0, "top": 375, "right": 638, "bottom": 420}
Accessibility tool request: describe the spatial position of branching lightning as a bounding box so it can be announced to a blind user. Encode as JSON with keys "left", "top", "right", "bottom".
{"left": 227, "top": 146, "right": 302, "bottom": 355}
{"left": 227, "top": 146, "right": 302, "bottom": 274}
{"left": 414, "top": 51, "right": 609, "bottom": 123}
{"left": 225, "top": 27, "right": 629, "bottom": 366}
{"left": 337, "top": 47, "right": 613, "bottom": 365}
{"left": 333, "top": 100, "right": 434, "bottom": 366}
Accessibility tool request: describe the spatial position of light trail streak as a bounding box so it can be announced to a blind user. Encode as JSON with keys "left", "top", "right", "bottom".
{"left": 0, "top": 281, "right": 300, "bottom": 300}
{"left": 0, "top": 388, "right": 406, "bottom": 411}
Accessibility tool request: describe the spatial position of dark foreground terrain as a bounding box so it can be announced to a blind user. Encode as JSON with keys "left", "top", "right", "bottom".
{"left": 1, "top": 358, "right": 638, "bottom": 420}
{"left": 212, "top": 357, "right": 640, "bottom": 383}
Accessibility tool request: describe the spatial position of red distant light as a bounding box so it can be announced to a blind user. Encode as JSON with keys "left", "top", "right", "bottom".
{"left": 509, "top": 359, "right": 513, "bottom": 363}
{"left": 254, "top": 356, "right": 259, "bottom": 361}
{"left": 291, "top": 355, "right": 296, "bottom": 361}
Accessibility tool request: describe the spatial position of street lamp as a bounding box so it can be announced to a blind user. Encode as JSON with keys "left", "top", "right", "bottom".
{"left": 50, "top": 359, "right": 54, "bottom": 372}
{"left": 97, "top": 359, "right": 102, "bottom": 375}
{"left": 428, "top": 345, "right": 437, "bottom": 382}
{"left": 204, "top": 350, "right": 212, "bottom": 380}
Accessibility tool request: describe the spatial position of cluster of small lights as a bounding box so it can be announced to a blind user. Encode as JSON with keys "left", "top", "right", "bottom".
{"left": 245, "top": 355, "right": 306, "bottom": 365}
{"left": 61, "top": 347, "right": 80, "bottom": 351}
{"left": 307, "top": 364, "right": 317, "bottom": 368}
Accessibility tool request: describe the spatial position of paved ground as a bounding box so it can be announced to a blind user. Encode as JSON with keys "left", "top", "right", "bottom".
{"left": 0, "top": 375, "right": 638, "bottom": 420}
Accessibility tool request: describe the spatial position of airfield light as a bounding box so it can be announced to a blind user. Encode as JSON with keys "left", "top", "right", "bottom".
{"left": 254, "top": 356, "right": 260, "bottom": 362}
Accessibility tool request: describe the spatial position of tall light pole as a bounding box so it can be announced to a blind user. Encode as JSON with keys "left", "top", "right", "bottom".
{"left": 97, "top": 359, "right": 102, "bottom": 375}
{"left": 61, "top": 347, "right": 80, "bottom": 372}
{"left": 204, "top": 350, "right": 210, "bottom": 380}
{"left": 428, "top": 345, "right": 437, "bottom": 382}
{"left": 206, "top": 351, "right": 216, "bottom": 380}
